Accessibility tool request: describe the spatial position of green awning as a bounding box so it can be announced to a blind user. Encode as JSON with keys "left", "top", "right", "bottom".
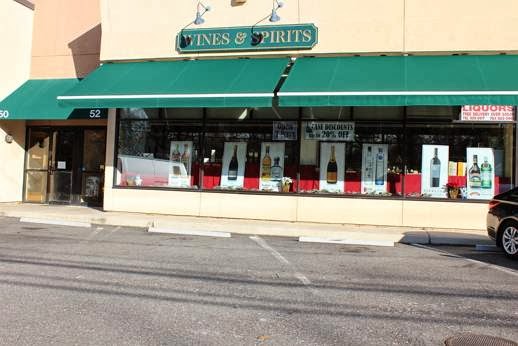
{"left": 278, "top": 55, "right": 518, "bottom": 106}
{"left": 0, "top": 79, "right": 107, "bottom": 120}
{"left": 57, "top": 58, "right": 290, "bottom": 108}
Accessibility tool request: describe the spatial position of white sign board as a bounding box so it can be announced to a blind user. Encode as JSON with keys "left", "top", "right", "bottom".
{"left": 466, "top": 147, "right": 495, "bottom": 200}
{"left": 168, "top": 141, "right": 193, "bottom": 187}
{"left": 461, "top": 105, "right": 515, "bottom": 122}
{"left": 259, "top": 142, "right": 285, "bottom": 192}
{"left": 361, "top": 144, "right": 388, "bottom": 194}
{"left": 304, "top": 122, "right": 355, "bottom": 141}
{"left": 273, "top": 121, "right": 298, "bottom": 141}
{"left": 319, "top": 142, "right": 345, "bottom": 193}
{"left": 220, "top": 142, "right": 247, "bottom": 188}
{"left": 421, "top": 145, "right": 449, "bottom": 198}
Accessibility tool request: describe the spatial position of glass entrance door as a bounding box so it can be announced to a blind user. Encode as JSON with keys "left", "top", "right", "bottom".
{"left": 24, "top": 127, "right": 107, "bottom": 206}
{"left": 81, "top": 129, "right": 106, "bottom": 206}
{"left": 24, "top": 129, "right": 51, "bottom": 203}
{"left": 48, "top": 129, "right": 80, "bottom": 204}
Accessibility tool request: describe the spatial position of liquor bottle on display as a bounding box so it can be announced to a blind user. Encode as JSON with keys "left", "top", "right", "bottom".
{"left": 375, "top": 147, "right": 385, "bottom": 186}
{"left": 365, "top": 146, "right": 373, "bottom": 182}
{"left": 271, "top": 157, "right": 283, "bottom": 181}
{"left": 261, "top": 145, "right": 272, "bottom": 180}
{"left": 468, "top": 154, "right": 481, "bottom": 188}
{"left": 228, "top": 145, "right": 239, "bottom": 181}
{"left": 480, "top": 156, "right": 493, "bottom": 189}
{"left": 181, "top": 144, "right": 190, "bottom": 175}
{"left": 430, "top": 148, "right": 441, "bottom": 188}
{"left": 326, "top": 145, "right": 338, "bottom": 184}
{"left": 171, "top": 144, "right": 181, "bottom": 162}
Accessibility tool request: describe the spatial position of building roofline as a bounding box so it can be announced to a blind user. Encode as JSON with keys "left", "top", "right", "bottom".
{"left": 13, "top": 0, "right": 35, "bottom": 10}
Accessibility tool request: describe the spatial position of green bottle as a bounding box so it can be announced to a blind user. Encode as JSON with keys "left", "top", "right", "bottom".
{"left": 480, "top": 156, "right": 492, "bottom": 189}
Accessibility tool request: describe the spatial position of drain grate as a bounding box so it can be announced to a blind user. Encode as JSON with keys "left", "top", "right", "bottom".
{"left": 445, "top": 334, "right": 518, "bottom": 346}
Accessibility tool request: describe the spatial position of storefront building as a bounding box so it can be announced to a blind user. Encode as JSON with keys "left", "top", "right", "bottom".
{"left": 0, "top": 0, "right": 106, "bottom": 205}
{"left": 3, "top": 0, "right": 518, "bottom": 230}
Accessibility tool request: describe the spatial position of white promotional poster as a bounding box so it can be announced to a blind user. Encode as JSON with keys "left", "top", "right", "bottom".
{"left": 220, "top": 142, "right": 247, "bottom": 188}
{"left": 466, "top": 147, "right": 495, "bottom": 200}
{"left": 319, "top": 142, "right": 345, "bottom": 193}
{"left": 259, "top": 142, "right": 285, "bottom": 192}
{"left": 304, "top": 122, "right": 355, "bottom": 141}
{"left": 421, "top": 145, "right": 449, "bottom": 198}
{"left": 168, "top": 141, "right": 193, "bottom": 187}
{"left": 361, "top": 144, "right": 388, "bottom": 194}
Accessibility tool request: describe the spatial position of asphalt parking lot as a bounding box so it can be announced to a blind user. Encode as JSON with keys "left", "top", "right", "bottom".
{"left": 0, "top": 216, "right": 517, "bottom": 345}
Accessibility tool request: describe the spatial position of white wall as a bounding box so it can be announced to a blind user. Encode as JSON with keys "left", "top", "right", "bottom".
{"left": 0, "top": 121, "right": 26, "bottom": 202}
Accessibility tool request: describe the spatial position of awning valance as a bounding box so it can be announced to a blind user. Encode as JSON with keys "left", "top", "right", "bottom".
{"left": 57, "top": 58, "right": 290, "bottom": 108}
{"left": 0, "top": 79, "right": 107, "bottom": 120}
{"left": 278, "top": 55, "right": 518, "bottom": 106}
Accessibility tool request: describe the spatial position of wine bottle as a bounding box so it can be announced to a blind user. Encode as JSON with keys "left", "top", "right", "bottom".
{"left": 468, "top": 154, "right": 481, "bottom": 188}
{"left": 375, "top": 147, "right": 385, "bottom": 186}
{"left": 326, "top": 145, "right": 338, "bottom": 184}
{"left": 430, "top": 148, "right": 441, "bottom": 188}
{"left": 261, "top": 145, "right": 272, "bottom": 180}
{"left": 271, "top": 157, "right": 282, "bottom": 181}
{"left": 365, "top": 146, "right": 373, "bottom": 181}
{"left": 181, "top": 144, "right": 190, "bottom": 175}
{"left": 228, "top": 145, "right": 238, "bottom": 181}
{"left": 480, "top": 156, "right": 492, "bottom": 189}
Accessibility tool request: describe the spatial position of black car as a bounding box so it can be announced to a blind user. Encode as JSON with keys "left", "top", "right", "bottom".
{"left": 487, "top": 187, "right": 518, "bottom": 259}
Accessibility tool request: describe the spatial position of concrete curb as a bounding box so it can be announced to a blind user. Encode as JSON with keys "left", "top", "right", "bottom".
{"left": 0, "top": 204, "right": 493, "bottom": 247}
{"left": 148, "top": 227, "right": 231, "bottom": 238}
{"left": 299, "top": 236, "right": 396, "bottom": 247}
{"left": 19, "top": 217, "right": 92, "bottom": 228}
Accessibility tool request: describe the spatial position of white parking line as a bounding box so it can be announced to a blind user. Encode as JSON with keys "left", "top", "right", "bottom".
{"left": 250, "top": 236, "right": 318, "bottom": 294}
{"left": 413, "top": 244, "right": 518, "bottom": 278}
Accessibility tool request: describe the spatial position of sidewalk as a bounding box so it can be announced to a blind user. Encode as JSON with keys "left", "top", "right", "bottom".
{"left": 0, "top": 202, "right": 492, "bottom": 246}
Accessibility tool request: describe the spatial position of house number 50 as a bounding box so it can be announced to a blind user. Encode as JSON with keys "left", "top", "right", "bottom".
{"left": 0, "top": 110, "right": 9, "bottom": 119}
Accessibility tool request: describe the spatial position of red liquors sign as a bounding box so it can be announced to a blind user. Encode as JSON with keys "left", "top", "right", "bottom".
{"left": 461, "top": 105, "right": 515, "bottom": 122}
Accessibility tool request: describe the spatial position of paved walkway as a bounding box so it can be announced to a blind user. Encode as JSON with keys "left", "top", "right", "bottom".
{"left": 0, "top": 202, "right": 492, "bottom": 246}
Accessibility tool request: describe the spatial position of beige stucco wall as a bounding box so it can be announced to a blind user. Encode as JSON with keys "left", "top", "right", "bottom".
{"left": 30, "top": 0, "right": 101, "bottom": 78}
{"left": 103, "top": 186, "right": 488, "bottom": 230}
{"left": 0, "top": 121, "right": 26, "bottom": 202}
{"left": 0, "top": 0, "right": 33, "bottom": 100}
{"left": 99, "top": 0, "right": 518, "bottom": 62}
{"left": 405, "top": 0, "right": 518, "bottom": 53}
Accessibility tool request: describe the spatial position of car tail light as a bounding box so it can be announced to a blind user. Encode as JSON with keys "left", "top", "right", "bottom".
{"left": 488, "top": 200, "right": 500, "bottom": 210}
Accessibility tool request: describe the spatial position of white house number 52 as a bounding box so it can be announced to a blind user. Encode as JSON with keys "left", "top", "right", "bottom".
{"left": 89, "top": 109, "right": 101, "bottom": 118}
{"left": 0, "top": 110, "right": 9, "bottom": 119}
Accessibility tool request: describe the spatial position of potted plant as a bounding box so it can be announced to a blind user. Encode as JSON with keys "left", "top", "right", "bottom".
{"left": 445, "top": 182, "right": 461, "bottom": 199}
{"left": 281, "top": 177, "right": 293, "bottom": 192}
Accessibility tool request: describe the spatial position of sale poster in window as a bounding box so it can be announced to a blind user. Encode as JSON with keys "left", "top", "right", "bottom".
{"left": 466, "top": 147, "right": 495, "bottom": 200}
{"left": 221, "top": 142, "right": 247, "bottom": 188}
{"left": 421, "top": 145, "right": 449, "bottom": 198}
{"left": 259, "top": 142, "right": 285, "bottom": 192}
{"left": 319, "top": 142, "right": 345, "bottom": 193}
{"left": 168, "top": 141, "right": 193, "bottom": 187}
{"left": 361, "top": 144, "right": 388, "bottom": 194}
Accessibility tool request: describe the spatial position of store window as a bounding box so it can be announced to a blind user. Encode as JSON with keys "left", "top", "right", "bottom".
{"left": 203, "top": 108, "right": 299, "bottom": 192}
{"left": 114, "top": 106, "right": 516, "bottom": 201}
{"left": 299, "top": 107, "right": 404, "bottom": 195}
{"left": 116, "top": 108, "right": 202, "bottom": 189}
